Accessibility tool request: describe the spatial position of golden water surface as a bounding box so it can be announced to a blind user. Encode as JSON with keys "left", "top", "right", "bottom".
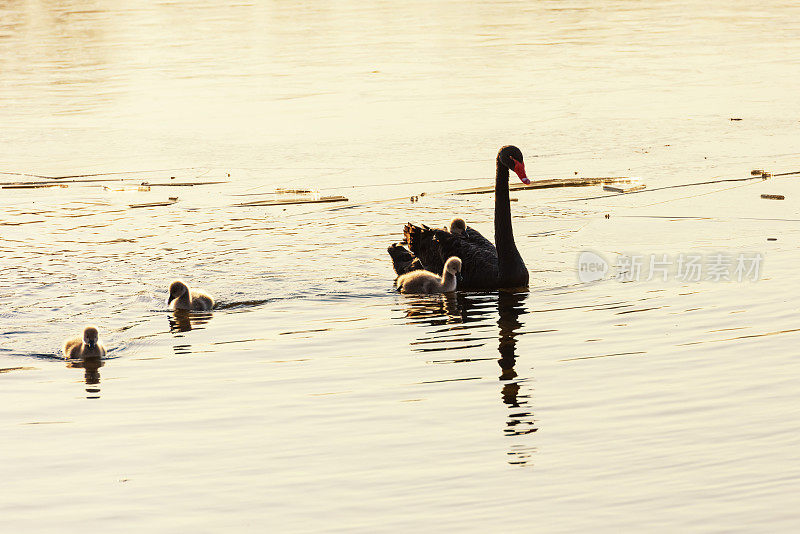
{"left": 2, "top": 1, "right": 800, "bottom": 531}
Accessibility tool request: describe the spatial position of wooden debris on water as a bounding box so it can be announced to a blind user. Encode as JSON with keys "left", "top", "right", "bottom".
{"left": 452, "top": 176, "right": 630, "bottom": 195}
{"left": 128, "top": 199, "right": 179, "bottom": 209}
{"left": 136, "top": 181, "right": 225, "bottom": 187}
{"left": 275, "top": 188, "right": 313, "bottom": 194}
{"left": 603, "top": 183, "right": 647, "bottom": 194}
{"left": 3, "top": 179, "right": 225, "bottom": 187}
{"left": 233, "top": 195, "right": 348, "bottom": 207}
{"left": 760, "top": 194, "right": 785, "bottom": 200}
{"left": 2, "top": 183, "right": 68, "bottom": 189}
{"left": 750, "top": 169, "right": 772, "bottom": 179}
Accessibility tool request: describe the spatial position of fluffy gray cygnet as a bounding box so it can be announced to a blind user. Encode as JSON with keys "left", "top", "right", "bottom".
{"left": 448, "top": 217, "right": 466, "bottom": 235}
{"left": 63, "top": 326, "right": 106, "bottom": 359}
{"left": 395, "top": 257, "right": 462, "bottom": 294}
{"left": 168, "top": 280, "right": 215, "bottom": 311}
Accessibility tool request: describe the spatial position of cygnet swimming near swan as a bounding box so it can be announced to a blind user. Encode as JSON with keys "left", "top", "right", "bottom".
{"left": 395, "top": 257, "right": 462, "bottom": 294}
{"left": 388, "top": 145, "right": 530, "bottom": 290}
{"left": 63, "top": 326, "right": 106, "bottom": 359}
{"left": 168, "top": 280, "right": 215, "bottom": 311}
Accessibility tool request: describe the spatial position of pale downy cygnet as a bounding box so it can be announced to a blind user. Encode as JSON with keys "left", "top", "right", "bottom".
{"left": 396, "top": 257, "right": 462, "bottom": 294}
{"left": 168, "top": 280, "right": 215, "bottom": 311}
{"left": 63, "top": 326, "right": 106, "bottom": 359}
{"left": 449, "top": 218, "right": 466, "bottom": 235}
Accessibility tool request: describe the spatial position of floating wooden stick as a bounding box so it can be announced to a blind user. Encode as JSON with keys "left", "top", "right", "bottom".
{"left": 568, "top": 175, "right": 765, "bottom": 202}
{"left": 0, "top": 166, "right": 207, "bottom": 180}
{"left": 275, "top": 188, "right": 314, "bottom": 194}
{"left": 233, "top": 195, "right": 348, "bottom": 207}
{"left": 760, "top": 194, "right": 785, "bottom": 200}
{"left": 129, "top": 199, "right": 179, "bottom": 209}
{"left": 0, "top": 179, "right": 225, "bottom": 187}
{"left": 144, "top": 181, "right": 226, "bottom": 187}
{"left": 603, "top": 184, "right": 646, "bottom": 193}
{"left": 2, "top": 183, "right": 68, "bottom": 189}
{"left": 452, "top": 176, "right": 630, "bottom": 195}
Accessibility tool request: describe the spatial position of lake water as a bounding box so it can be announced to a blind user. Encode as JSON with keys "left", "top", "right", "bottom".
{"left": 2, "top": 1, "right": 800, "bottom": 531}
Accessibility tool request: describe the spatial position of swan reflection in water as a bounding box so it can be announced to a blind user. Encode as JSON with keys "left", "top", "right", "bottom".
{"left": 66, "top": 357, "right": 104, "bottom": 399}
{"left": 497, "top": 290, "right": 538, "bottom": 466}
{"left": 168, "top": 310, "right": 214, "bottom": 333}
{"left": 399, "top": 293, "right": 468, "bottom": 325}
{"left": 400, "top": 290, "right": 538, "bottom": 466}
{"left": 168, "top": 310, "right": 214, "bottom": 356}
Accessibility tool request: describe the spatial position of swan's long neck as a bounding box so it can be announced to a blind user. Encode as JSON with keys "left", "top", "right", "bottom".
{"left": 495, "top": 159, "right": 526, "bottom": 286}
{"left": 440, "top": 268, "right": 458, "bottom": 292}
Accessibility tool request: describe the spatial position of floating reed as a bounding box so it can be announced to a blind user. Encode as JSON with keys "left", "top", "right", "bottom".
{"left": 452, "top": 176, "right": 630, "bottom": 195}
{"left": 128, "top": 199, "right": 179, "bottom": 209}
{"left": 2, "top": 183, "right": 68, "bottom": 189}
{"left": 0, "top": 179, "right": 225, "bottom": 187}
{"left": 233, "top": 195, "right": 348, "bottom": 207}
{"left": 603, "top": 183, "right": 647, "bottom": 194}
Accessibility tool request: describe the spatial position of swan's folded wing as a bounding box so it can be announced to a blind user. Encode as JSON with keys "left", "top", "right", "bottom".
{"left": 463, "top": 226, "right": 495, "bottom": 252}
{"left": 388, "top": 243, "right": 424, "bottom": 276}
{"left": 404, "top": 223, "right": 447, "bottom": 276}
{"left": 400, "top": 223, "right": 500, "bottom": 290}
{"left": 441, "top": 235, "right": 499, "bottom": 290}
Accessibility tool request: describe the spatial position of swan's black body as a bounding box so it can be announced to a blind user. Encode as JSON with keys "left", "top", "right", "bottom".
{"left": 388, "top": 145, "right": 530, "bottom": 290}
{"left": 388, "top": 242, "right": 424, "bottom": 276}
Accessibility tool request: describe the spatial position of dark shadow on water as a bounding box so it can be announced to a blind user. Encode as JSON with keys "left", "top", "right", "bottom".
{"left": 168, "top": 310, "right": 214, "bottom": 356}
{"left": 213, "top": 298, "right": 274, "bottom": 311}
{"left": 66, "top": 357, "right": 104, "bottom": 399}
{"left": 399, "top": 290, "right": 538, "bottom": 467}
{"left": 497, "top": 291, "right": 538, "bottom": 466}
{"left": 168, "top": 310, "right": 213, "bottom": 333}
{"left": 400, "top": 293, "right": 468, "bottom": 325}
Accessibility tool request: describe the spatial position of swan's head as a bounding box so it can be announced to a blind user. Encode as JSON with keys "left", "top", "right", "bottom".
{"left": 445, "top": 257, "right": 462, "bottom": 274}
{"left": 498, "top": 145, "right": 529, "bottom": 185}
{"left": 449, "top": 218, "right": 466, "bottom": 235}
{"left": 83, "top": 326, "right": 100, "bottom": 348}
{"left": 168, "top": 280, "right": 189, "bottom": 305}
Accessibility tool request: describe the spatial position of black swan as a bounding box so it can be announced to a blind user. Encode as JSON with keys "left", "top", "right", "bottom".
{"left": 388, "top": 145, "right": 530, "bottom": 290}
{"left": 168, "top": 280, "right": 215, "bottom": 311}
{"left": 396, "top": 256, "right": 462, "bottom": 294}
{"left": 63, "top": 326, "right": 106, "bottom": 359}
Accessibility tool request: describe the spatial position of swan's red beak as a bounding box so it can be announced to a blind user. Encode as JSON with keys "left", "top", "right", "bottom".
{"left": 511, "top": 157, "right": 529, "bottom": 185}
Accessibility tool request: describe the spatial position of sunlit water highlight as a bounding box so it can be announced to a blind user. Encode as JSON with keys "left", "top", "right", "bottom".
{"left": 2, "top": 1, "right": 800, "bottom": 531}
